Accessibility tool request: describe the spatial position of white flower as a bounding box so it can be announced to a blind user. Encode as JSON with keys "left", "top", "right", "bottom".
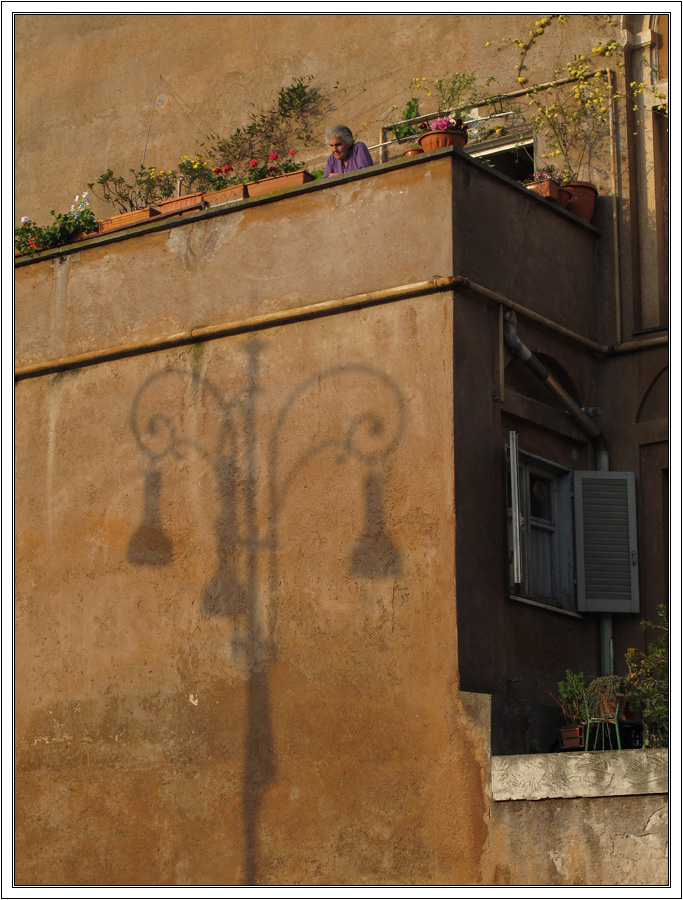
{"left": 21, "top": 216, "right": 29, "bottom": 223}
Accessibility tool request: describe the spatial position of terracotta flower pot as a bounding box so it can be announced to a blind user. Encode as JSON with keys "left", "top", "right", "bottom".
{"left": 155, "top": 192, "right": 204, "bottom": 214}
{"left": 564, "top": 181, "right": 598, "bottom": 223}
{"left": 559, "top": 725, "right": 585, "bottom": 749}
{"left": 203, "top": 184, "right": 248, "bottom": 206}
{"left": 403, "top": 147, "right": 424, "bottom": 157}
{"left": 557, "top": 187, "right": 572, "bottom": 209}
{"left": 418, "top": 129, "right": 467, "bottom": 152}
{"left": 526, "top": 179, "right": 560, "bottom": 202}
{"left": 98, "top": 206, "right": 161, "bottom": 233}
{"left": 246, "top": 170, "right": 315, "bottom": 198}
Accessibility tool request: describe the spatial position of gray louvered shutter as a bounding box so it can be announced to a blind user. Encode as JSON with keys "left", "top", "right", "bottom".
{"left": 574, "top": 471, "right": 639, "bottom": 613}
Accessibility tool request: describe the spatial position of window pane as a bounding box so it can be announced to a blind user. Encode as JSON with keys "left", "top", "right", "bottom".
{"left": 530, "top": 525, "right": 554, "bottom": 598}
{"left": 529, "top": 473, "right": 553, "bottom": 521}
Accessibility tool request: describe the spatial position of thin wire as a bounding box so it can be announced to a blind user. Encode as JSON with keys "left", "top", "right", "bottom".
{"left": 141, "top": 75, "right": 162, "bottom": 169}
{"left": 160, "top": 75, "right": 217, "bottom": 139}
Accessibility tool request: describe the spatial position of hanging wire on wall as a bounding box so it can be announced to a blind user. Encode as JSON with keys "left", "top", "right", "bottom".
{"left": 140, "top": 74, "right": 220, "bottom": 168}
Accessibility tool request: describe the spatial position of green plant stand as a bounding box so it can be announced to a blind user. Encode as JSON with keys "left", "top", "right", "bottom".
{"left": 584, "top": 696, "right": 624, "bottom": 751}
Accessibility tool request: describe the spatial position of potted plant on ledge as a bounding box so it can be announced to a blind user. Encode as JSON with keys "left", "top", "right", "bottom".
{"left": 548, "top": 669, "right": 587, "bottom": 750}
{"left": 522, "top": 164, "right": 570, "bottom": 207}
{"left": 418, "top": 116, "right": 469, "bottom": 151}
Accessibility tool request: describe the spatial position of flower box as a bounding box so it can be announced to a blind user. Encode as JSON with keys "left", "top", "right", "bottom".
{"left": 98, "top": 206, "right": 161, "bottom": 233}
{"left": 202, "top": 184, "right": 248, "bottom": 206}
{"left": 526, "top": 179, "right": 560, "bottom": 202}
{"left": 155, "top": 192, "right": 204, "bottom": 215}
{"left": 246, "top": 170, "right": 315, "bottom": 198}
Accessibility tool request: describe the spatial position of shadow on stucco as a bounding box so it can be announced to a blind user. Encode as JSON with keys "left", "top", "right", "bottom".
{"left": 127, "top": 346, "right": 406, "bottom": 884}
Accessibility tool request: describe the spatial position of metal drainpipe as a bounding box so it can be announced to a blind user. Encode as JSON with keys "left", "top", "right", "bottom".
{"left": 502, "top": 311, "right": 603, "bottom": 442}
{"left": 503, "top": 310, "right": 612, "bottom": 674}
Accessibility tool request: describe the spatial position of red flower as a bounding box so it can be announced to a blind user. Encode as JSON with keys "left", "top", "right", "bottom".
{"left": 288, "top": 150, "right": 296, "bottom": 155}
{"left": 213, "top": 167, "right": 221, "bottom": 174}
{"left": 268, "top": 152, "right": 279, "bottom": 161}
{"left": 249, "top": 159, "right": 258, "bottom": 167}
{"left": 223, "top": 165, "right": 233, "bottom": 173}
{"left": 268, "top": 166, "right": 278, "bottom": 174}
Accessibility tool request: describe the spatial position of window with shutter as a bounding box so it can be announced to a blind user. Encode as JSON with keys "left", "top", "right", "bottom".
{"left": 506, "top": 434, "right": 639, "bottom": 615}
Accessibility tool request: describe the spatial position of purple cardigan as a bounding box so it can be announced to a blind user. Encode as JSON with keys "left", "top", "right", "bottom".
{"left": 323, "top": 141, "right": 373, "bottom": 177}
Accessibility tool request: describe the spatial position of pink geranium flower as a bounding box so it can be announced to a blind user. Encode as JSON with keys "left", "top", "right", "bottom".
{"left": 269, "top": 152, "right": 279, "bottom": 161}
{"left": 249, "top": 159, "right": 258, "bottom": 167}
{"left": 288, "top": 150, "right": 296, "bottom": 155}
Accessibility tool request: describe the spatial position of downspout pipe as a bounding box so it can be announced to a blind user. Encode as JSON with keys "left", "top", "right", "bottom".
{"left": 503, "top": 310, "right": 603, "bottom": 443}
{"left": 503, "top": 309, "right": 612, "bottom": 673}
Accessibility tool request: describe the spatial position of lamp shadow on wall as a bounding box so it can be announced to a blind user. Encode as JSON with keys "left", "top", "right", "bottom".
{"left": 127, "top": 349, "right": 406, "bottom": 884}
{"left": 126, "top": 468, "right": 174, "bottom": 566}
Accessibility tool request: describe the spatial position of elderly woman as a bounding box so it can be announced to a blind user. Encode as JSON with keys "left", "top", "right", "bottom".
{"left": 323, "top": 125, "right": 373, "bottom": 177}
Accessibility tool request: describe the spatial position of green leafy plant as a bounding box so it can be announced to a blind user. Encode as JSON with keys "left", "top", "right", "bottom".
{"left": 413, "top": 71, "right": 496, "bottom": 119}
{"left": 525, "top": 56, "right": 620, "bottom": 182}
{"left": 205, "top": 75, "right": 329, "bottom": 179}
{"left": 87, "top": 166, "right": 177, "bottom": 212}
{"left": 547, "top": 669, "right": 587, "bottom": 726}
{"left": 176, "top": 155, "right": 239, "bottom": 194}
{"left": 390, "top": 96, "right": 420, "bottom": 141}
{"left": 625, "top": 606, "right": 669, "bottom": 747}
{"left": 501, "top": 14, "right": 662, "bottom": 183}
{"left": 585, "top": 674, "right": 626, "bottom": 718}
{"left": 15, "top": 193, "right": 98, "bottom": 255}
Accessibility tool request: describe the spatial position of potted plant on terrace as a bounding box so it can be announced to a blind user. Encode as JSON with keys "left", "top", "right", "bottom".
{"left": 547, "top": 669, "right": 587, "bottom": 749}
{"left": 522, "top": 164, "right": 568, "bottom": 205}
{"left": 625, "top": 605, "right": 669, "bottom": 748}
{"left": 87, "top": 166, "right": 177, "bottom": 231}
{"left": 243, "top": 150, "right": 314, "bottom": 197}
{"left": 402, "top": 143, "right": 424, "bottom": 158}
{"left": 505, "top": 14, "right": 637, "bottom": 223}
{"left": 418, "top": 116, "right": 469, "bottom": 151}
{"left": 586, "top": 674, "right": 626, "bottom": 718}
{"left": 15, "top": 193, "right": 98, "bottom": 256}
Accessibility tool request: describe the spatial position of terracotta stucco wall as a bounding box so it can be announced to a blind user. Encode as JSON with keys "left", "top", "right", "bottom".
{"left": 16, "top": 296, "right": 469, "bottom": 884}
{"left": 14, "top": 160, "right": 486, "bottom": 885}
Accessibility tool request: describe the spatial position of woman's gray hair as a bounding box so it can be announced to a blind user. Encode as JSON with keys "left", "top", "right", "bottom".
{"left": 325, "top": 124, "right": 354, "bottom": 147}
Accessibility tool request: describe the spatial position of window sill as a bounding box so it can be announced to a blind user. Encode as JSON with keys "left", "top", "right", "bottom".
{"left": 509, "top": 593, "right": 582, "bottom": 618}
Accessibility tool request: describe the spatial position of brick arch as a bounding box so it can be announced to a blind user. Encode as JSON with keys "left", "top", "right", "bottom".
{"left": 505, "top": 353, "right": 582, "bottom": 407}
{"left": 636, "top": 366, "right": 668, "bottom": 422}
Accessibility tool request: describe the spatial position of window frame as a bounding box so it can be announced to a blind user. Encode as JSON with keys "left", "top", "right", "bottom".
{"left": 506, "top": 439, "right": 576, "bottom": 613}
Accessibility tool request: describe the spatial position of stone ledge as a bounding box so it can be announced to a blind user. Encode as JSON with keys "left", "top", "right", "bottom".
{"left": 491, "top": 748, "right": 668, "bottom": 801}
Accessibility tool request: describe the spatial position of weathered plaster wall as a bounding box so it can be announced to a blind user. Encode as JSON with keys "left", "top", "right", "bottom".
{"left": 15, "top": 159, "right": 454, "bottom": 368}
{"left": 15, "top": 161, "right": 470, "bottom": 885}
{"left": 15, "top": 294, "right": 465, "bottom": 885}
{"left": 487, "top": 793, "right": 668, "bottom": 885}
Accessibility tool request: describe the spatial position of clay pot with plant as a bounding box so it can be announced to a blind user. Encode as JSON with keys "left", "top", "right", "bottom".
{"left": 547, "top": 669, "right": 587, "bottom": 749}
{"left": 586, "top": 674, "right": 626, "bottom": 718}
